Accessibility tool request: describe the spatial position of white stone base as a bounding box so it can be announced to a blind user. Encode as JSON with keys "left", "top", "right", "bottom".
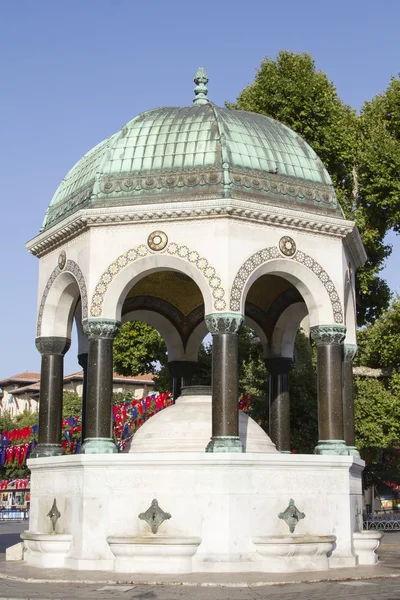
{"left": 26, "top": 452, "right": 364, "bottom": 573}
{"left": 21, "top": 532, "right": 72, "bottom": 568}
{"left": 107, "top": 536, "right": 201, "bottom": 573}
{"left": 253, "top": 535, "right": 336, "bottom": 572}
{"left": 353, "top": 531, "right": 383, "bottom": 565}
{"left": 6, "top": 541, "right": 24, "bottom": 561}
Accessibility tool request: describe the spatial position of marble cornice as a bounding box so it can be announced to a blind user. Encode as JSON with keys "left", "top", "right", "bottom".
{"left": 26, "top": 199, "right": 359, "bottom": 259}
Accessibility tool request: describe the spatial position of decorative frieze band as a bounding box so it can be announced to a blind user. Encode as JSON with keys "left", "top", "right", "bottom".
{"left": 27, "top": 202, "right": 364, "bottom": 268}
{"left": 205, "top": 313, "right": 244, "bottom": 334}
{"left": 310, "top": 325, "right": 347, "bottom": 346}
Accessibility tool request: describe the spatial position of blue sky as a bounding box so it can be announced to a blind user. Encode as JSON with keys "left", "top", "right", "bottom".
{"left": 1, "top": 0, "right": 399, "bottom": 378}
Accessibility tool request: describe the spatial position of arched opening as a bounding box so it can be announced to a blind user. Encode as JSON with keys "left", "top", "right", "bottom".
{"left": 114, "top": 269, "right": 207, "bottom": 400}
{"left": 242, "top": 272, "right": 318, "bottom": 453}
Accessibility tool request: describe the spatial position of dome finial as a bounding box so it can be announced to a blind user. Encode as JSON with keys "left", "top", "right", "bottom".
{"left": 193, "top": 67, "right": 209, "bottom": 105}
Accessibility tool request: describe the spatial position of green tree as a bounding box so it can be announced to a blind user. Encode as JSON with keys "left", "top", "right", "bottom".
{"left": 355, "top": 374, "right": 400, "bottom": 487}
{"left": 62, "top": 391, "right": 82, "bottom": 418}
{"left": 228, "top": 51, "right": 400, "bottom": 323}
{"left": 356, "top": 296, "right": 400, "bottom": 370}
{"left": 113, "top": 321, "right": 167, "bottom": 376}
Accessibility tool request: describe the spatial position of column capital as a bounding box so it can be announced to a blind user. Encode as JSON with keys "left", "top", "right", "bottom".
{"left": 35, "top": 337, "right": 70, "bottom": 356}
{"left": 82, "top": 318, "right": 121, "bottom": 340}
{"left": 343, "top": 343, "right": 358, "bottom": 363}
{"left": 205, "top": 313, "right": 244, "bottom": 334}
{"left": 310, "top": 324, "right": 346, "bottom": 346}
{"left": 264, "top": 357, "right": 293, "bottom": 375}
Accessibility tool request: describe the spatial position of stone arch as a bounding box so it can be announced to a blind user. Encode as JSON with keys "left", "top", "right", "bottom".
{"left": 185, "top": 321, "right": 209, "bottom": 362}
{"left": 230, "top": 246, "right": 343, "bottom": 326}
{"left": 270, "top": 302, "right": 309, "bottom": 358}
{"left": 37, "top": 259, "right": 88, "bottom": 338}
{"left": 90, "top": 242, "right": 226, "bottom": 319}
{"left": 122, "top": 309, "right": 185, "bottom": 362}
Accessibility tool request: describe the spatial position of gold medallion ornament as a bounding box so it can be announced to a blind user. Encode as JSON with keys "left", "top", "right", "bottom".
{"left": 279, "top": 236, "right": 296, "bottom": 257}
{"left": 58, "top": 250, "right": 67, "bottom": 270}
{"left": 147, "top": 231, "right": 168, "bottom": 251}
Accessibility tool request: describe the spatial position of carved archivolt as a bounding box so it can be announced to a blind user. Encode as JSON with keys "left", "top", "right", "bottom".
{"left": 36, "top": 260, "right": 88, "bottom": 337}
{"left": 90, "top": 242, "right": 226, "bottom": 317}
{"left": 229, "top": 242, "right": 343, "bottom": 323}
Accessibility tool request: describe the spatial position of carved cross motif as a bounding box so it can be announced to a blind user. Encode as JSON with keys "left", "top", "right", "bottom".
{"left": 278, "top": 498, "right": 305, "bottom": 533}
{"left": 139, "top": 499, "right": 171, "bottom": 534}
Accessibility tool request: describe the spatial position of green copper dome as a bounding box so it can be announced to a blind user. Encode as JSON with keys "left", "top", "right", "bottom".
{"left": 43, "top": 71, "right": 342, "bottom": 231}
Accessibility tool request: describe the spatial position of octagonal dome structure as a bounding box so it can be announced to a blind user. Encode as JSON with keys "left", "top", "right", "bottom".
{"left": 42, "top": 72, "right": 342, "bottom": 231}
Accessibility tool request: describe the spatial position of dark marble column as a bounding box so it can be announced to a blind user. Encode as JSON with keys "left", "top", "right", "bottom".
{"left": 77, "top": 352, "right": 88, "bottom": 443}
{"left": 310, "top": 325, "right": 347, "bottom": 455}
{"left": 34, "top": 337, "right": 71, "bottom": 457}
{"left": 168, "top": 361, "right": 198, "bottom": 400}
{"left": 205, "top": 313, "right": 243, "bottom": 453}
{"left": 81, "top": 319, "right": 121, "bottom": 454}
{"left": 264, "top": 357, "right": 293, "bottom": 453}
{"left": 343, "top": 343, "right": 360, "bottom": 458}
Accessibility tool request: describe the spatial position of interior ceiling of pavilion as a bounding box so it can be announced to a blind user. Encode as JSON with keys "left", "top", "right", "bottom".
{"left": 123, "top": 272, "right": 305, "bottom": 347}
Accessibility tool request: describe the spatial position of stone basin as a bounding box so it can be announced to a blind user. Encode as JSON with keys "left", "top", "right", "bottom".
{"left": 21, "top": 531, "right": 72, "bottom": 568}
{"left": 253, "top": 534, "right": 336, "bottom": 572}
{"left": 107, "top": 536, "right": 202, "bottom": 573}
{"left": 353, "top": 531, "right": 383, "bottom": 565}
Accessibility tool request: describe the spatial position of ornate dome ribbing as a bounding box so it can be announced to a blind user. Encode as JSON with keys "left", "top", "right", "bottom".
{"left": 42, "top": 68, "right": 342, "bottom": 231}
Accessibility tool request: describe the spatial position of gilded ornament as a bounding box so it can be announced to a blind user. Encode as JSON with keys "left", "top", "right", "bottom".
{"left": 147, "top": 231, "right": 168, "bottom": 251}
{"left": 279, "top": 237, "right": 296, "bottom": 257}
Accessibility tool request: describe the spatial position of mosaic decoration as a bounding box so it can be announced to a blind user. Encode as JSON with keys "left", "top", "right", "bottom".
{"left": 229, "top": 246, "right": 343, "bottom": 323}
{"left": 279, "top": 236, "right": 296, "bottom": 257}
{"left": 166, "top": 243, "right": 226, "bottom": 311}
{"left": 122, "top": 296, "right": 205, "bottom": 349}
{"left": 139, "top": 499, "right": 171, "bottom": 534}
{"left": 90, "top": 242, "right": 226, "bottom": 317}
{"left": 147, "top": 230, "right": 168, "bottom": 251}
{"left": 36, "top": 259, "right": 88, "bottom": 337}
{"left": 278, "top": 499, "right": 305, "bottom": 534}
{"left": 58, "top": 250, "right": 66, "bottom": 270}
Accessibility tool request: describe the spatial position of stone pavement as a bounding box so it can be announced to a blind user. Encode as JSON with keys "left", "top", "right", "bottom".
{"left": 1, "top": 523, "right": 400, "bottom": 599}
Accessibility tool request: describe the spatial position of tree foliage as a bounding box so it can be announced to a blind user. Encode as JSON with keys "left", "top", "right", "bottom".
{"left": 62, "top": 391, "right": 82, "bottom": 418}
{"left": 356, "top": 296, "right": 400, "bottom": 370}
{"left": 228, "top": 51, "right": 400, "bottom": 323}
{"left": 113, "top": 321, "right": 167, "bottom": 376}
